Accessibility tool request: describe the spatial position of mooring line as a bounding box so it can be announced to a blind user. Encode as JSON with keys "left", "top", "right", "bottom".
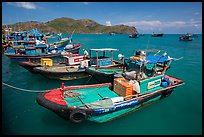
{"left": 85, "top": 74, "right": 93, "bottom": 84}
{"left": 2, "top": 82, "right": 50, "bottom": 93}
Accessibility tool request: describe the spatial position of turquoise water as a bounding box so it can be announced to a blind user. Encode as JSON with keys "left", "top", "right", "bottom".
{"left": 2, "top": 34, "right": 202, "bottom": 135}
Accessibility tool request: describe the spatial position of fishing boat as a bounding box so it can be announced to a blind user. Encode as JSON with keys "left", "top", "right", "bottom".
{"left": 3, "top": 29, "right": 43, "bottom": 52}
{"left": 4, "top": 29, "right": 80, "bottom": 61}
{"left": 36, "top": 50, "right": 184, "bottom": 123}
{"left": 109, "top": 32, "right": 116, "bottom": 35}
{"left": 4, "top": 29, "right": 58, "bottom": 61}
{"left": 152, "top": 33, "right": 164, "bottom": 37}
{"left": 18, "top": 56, "right": 64, "bottom": 73}
{"left": 85, "top": 48, "right": 124, "bottom": 83}
{"left": 62, "top": 42, "right": 81, "bottom": 54}
{"left": 32, "top": 54, "right": 90, "bottom": 80}
{"left": 179, "top": 34, "right": 193, "bottom": 41}
{"left": 46, "top": 36, "right": 80, "bottom": 54}
{"left": 129, "top": 33, "right": 139, "bottom": 38}
{"left": 18, "top": 44, "right": 81, "bottom": 73}
{"left": 4, "top": 40, "right": 80, "bottom": 62}
{"left": 129, "top": 30, "right": 139, "bottom": 38}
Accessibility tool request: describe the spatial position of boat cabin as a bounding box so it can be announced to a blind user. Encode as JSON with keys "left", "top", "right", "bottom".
{"left": 124, "top": 50, "right": 172, "bottom": 81}
{"left": 6, "top": 42, "right": 48, "bottom": 55}
{"left": 112, "top": 50, "right": 177, "bottom": 97}
{"left": 63, "top": 54, "right": 86, "bottom": 66}
{"left": 89, "top": 48, "right": 119, "bottom": 67}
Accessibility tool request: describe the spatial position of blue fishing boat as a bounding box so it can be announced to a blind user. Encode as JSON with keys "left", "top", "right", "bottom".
{"left": 4, "top": 42, "right": 61, "bottom": 62}
{"left": 36, "top": 50, "right": 184, "bottom": 123}
{"left": 4, "top": 29, "right": 80, "bottom": 61}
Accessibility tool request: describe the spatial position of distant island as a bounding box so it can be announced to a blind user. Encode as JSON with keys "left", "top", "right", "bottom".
{"left": 2, "top": 17, "right": 137, "bottom": 34}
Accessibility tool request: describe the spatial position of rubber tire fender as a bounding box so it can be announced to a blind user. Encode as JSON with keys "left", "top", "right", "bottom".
{"left": 69, "top": 109, "right": 87, "bottom": 123}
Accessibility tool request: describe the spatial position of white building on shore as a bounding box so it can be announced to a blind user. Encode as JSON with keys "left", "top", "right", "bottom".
{"left": 105, "top": 21, "right": 112, "bottom": 26}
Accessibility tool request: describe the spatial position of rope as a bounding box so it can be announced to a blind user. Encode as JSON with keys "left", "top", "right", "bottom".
{"left": 2, "top": 82, "right": 50, "bottom": 93}
{"left": 85, "top": 74, "right": 93, "bottom": 84}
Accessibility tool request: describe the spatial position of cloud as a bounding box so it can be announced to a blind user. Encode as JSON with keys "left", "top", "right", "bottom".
{"left": 194, "top": 12, "right": 199, "bottom": 15}
{"left": 7, "top": 2, "right": 37, "bottom": 9}
{"left": 164, "top": 21, "right": 186, "bottom": 27}
{"left": 124, "top": 20, "right": 162, "bottom": 26}
{"left": 188, "top": 19, "right": 202, "bottom": 29}
{"left": 120, "top": 19, "right": 201, "bottom": 31}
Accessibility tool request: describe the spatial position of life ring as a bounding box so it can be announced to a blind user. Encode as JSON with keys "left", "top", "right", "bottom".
{"left": 69, "top": 109, "right": 87, "bottom": 123}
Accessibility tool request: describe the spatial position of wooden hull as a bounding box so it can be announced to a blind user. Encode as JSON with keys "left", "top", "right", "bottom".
{"left": 5, "top": 53, "right": 61, "bottom": 62}
{"left": 18, "top": 61, "right": 41, "bottom": 73}
{"left": 33, "top": 66, "right": 90, "bottom": 80}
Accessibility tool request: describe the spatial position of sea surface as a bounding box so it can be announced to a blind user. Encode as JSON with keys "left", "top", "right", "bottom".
{"left": 2, "top": 34, "right": 202, "bottom": 135}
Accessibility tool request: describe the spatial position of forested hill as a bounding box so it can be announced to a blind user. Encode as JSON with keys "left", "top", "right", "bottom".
{"left": 2, "top": 17, "right": 137, "bottom": 34}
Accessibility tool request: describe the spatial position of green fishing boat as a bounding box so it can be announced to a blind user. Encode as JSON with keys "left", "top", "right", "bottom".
{"left": 36, "top": 50, "right": 184, "bottom": 123}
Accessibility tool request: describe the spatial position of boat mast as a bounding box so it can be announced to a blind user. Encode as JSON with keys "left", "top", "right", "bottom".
{"left": 111, "top": 50, "right": 113, "bottom": 63}
{"left": 96, "top": 51, "right": 98, "bottom": 69}
{"left": 89, "top": 49, "right": 91, "bottom": 59}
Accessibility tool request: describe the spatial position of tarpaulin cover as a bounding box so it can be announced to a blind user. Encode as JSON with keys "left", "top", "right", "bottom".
{"left": 125, "top": 55, "right": 169, "bottom": 64}
{"left": 145, "top": 56, "right": 168, "bottom": 64}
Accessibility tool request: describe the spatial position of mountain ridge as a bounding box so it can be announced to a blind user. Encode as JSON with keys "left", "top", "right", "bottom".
{"left": 2, "top": 17, "right": 137, "bottom": 34}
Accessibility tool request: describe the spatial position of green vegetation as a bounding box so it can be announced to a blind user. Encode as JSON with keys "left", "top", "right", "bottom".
{"left": 2, "top": 17, "right": 136, "bottom": 34}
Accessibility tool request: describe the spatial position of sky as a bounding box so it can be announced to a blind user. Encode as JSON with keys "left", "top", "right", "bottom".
{"left": 2, "top": 2, "right": 202, "bottom": 34}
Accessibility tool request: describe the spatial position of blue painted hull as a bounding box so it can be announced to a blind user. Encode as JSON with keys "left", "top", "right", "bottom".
{"left": 5, "top": 53, "right": 61, "bottom": 62}
{"left": 93, "top": 99, "right": 139, "bottom": 115}
{"left": 5, "top": 46, "right": 80, "bottom": 62}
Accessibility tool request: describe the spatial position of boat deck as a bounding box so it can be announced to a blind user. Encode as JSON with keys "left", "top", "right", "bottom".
{"left": 64, "top": 86, "right": 119, "bottom": 107}
{"left": 62, "top": 74, "right": 184, "bottom": 123}
{"left": 36, "top": 65, "right": 83, "bottom": 72}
